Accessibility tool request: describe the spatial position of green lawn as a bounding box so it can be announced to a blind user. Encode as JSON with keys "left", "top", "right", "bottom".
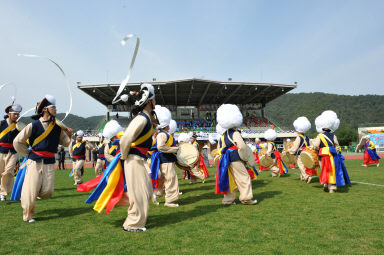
{"left": 1, "top": 160, "right": 383, "bottom": 255}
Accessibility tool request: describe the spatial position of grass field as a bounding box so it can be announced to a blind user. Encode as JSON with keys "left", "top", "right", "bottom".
{"left": 1, "top": 159, "right": 384, "bottom": 255}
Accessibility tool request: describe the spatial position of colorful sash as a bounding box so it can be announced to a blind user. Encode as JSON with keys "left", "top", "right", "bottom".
{"left": 10, "top": 156, "right": 29, "bottom": 201}
{"left": 318, "top": 134, "right": 351, "bottom": 186}
{"left": 269, "top": 141, "right": 288, "bottom": 175}
{"left": 365, "top": 140, "right": 380, "bottom": 162}
{"left": 82, "top": 152, "right": 125, "bottom": 214}
{"left": 69, "top": 166, "right": 84, "bottom": 178}
{"left": 149, "top": 133, "right": 174, "bottom": 189}
{"left": 215, "top": 145, "right": 258, "bottom": 195}
{"left": 198, "top": 153, "right": 210, "bottom": 178}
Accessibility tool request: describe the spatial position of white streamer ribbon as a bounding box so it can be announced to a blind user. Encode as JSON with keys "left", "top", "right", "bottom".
{"left": 17, "top": 54, "right": 72, "bottom": 122}
{"left": 0, "top": 82, "right": 9, "bottom": 91}
{"left": 17, "top": 106, "right": 35, "bottom": 121}
{"left": 111, "top": 34, "right": 140, "bottom": 104}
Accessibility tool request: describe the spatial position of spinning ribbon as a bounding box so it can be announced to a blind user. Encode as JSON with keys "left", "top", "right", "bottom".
{"left": 17, "top": 54, "right": 72, "bottom": 122}
{"left": 112, "top": 34, "right": 140, "bottom": 104}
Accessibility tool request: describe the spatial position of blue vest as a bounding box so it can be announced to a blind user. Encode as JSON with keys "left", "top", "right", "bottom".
{"left": 0, "top": 120, "right": 19, "bottom": 154}
{"left": 297, "top": 134, "right": 310, "bottom": 155}
{"left": 129, "top": 112, "right": 153, "bottom": 159}
{"left": 319, "top": 132, "right": 335, "bottom": 148}
{"left": 97, "top": 143, "right": 105, "bottom": 159}
{"left": 72, "top": 141, "right": 86, "bottom": 161}
{"left": 29, "top": 120, "right": 62, "bottom": 164}
{"left": 157, "top": 131, "right": 177, "bottom": 163}
{"left": 223, "top": 129, "right": 241, "bottom": 162}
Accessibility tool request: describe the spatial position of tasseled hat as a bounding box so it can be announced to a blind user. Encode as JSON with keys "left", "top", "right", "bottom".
{"left": 293, "top": 116, "right": 311, "bottom": 133}
{"left": 154, "top": 105, "right": 172, "bottom": 129}
{"left": 177, "top": 133, "right": 190, "bottom": 143}
{"left": 315, "top": 110, "right": 340, "bottom": 132}
{"left": 264, "top": 128, "right": 277, "bottom": 141}
{"left": 103, "top": 120, "right": 123, "bottom": 139}
{"left": 169, "top": 119, "right": 177, "bottom": 134}
{"left": 217, "top": 104, "right": 243, "bottom": 130}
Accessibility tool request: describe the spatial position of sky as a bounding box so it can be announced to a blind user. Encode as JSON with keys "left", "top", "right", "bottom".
{"left": 1, "top": 0, "right": 384, "bottom": 117}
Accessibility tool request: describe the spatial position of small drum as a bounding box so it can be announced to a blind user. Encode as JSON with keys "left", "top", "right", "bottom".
{"left": 259, "top": 149, "right": 273, "bottom": 167}
{"left": 176, "top": 161, "right": 191, "bottom": 171}
{"left": 281, "top": 151, "right": 296, "bottom": 165}
{"left": 176, "top": 143, "right": 199, "bottom": 168}
{"left": 245, "top": 145, "right": 256, "bottom": 167}
{"left": 299, "top": 148, "right": 319, "bottom": 169}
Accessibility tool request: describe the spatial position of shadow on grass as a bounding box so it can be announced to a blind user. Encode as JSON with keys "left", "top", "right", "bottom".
{"left": 54, "top": 187, "right": 78, "bottom": 191}
{"left": 114, "top": 204, "right": 224, "bottom": 229}
{"left": 179, "top": 182, "right": 215, "bottom": 193}
{"left": 37, "top": 207, "right": 91, "bottom": 221}
{"left": 49, "top": 193, "right": 86, "bottom": 200}
{"left": 255, "top": 190, "right": 283, "bottom": 203}
{"left": 178, "top": 191, "right": 217, "bottom": 205}
{"left": 312, "top": 184, "right": 351, "bottom": 193}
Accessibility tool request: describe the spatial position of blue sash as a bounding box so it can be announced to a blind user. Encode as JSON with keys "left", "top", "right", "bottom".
{"left": 10, "top": 157, "right": 29, "bottom": 201}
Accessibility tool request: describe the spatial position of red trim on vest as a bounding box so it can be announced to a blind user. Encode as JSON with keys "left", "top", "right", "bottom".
{"left": 73, "top": 155, "right": 85, "bottom": 159}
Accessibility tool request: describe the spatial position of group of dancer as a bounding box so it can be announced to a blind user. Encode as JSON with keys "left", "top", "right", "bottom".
{"left": 0, "top": 83, "right": 380, "bottom": 232}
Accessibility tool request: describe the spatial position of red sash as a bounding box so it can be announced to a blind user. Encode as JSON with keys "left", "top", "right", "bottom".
{"left": 97, "top": 154, "right": 105, "bottom": 158}
{"left": 32, "top": 150, "right": 55, "bottom": 158}
{"left": 0, "top": 142, "right": 14, "bottom": 148}
{"left": 274, "top": 151, "right": 285, "bottom": 174}
{"left": 364, "top": 150, "right": 379, "bottom": 165}
{"left": 73, "top": 155, "right": 85, "bottom": 160}
{"left": 199, "top": 153, "right": 210, "bottom": 178}
{"left": 131, "top": 146, "right": 148, "bottom": 156}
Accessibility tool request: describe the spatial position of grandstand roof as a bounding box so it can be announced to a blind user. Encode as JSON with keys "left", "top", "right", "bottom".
{"left": 77, "top": 78, "right": 296, "bottom": 111}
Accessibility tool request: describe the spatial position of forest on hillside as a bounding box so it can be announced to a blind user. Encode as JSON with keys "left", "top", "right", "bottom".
{"left": 17, "top": 93, "right": 383, "bottom": 145}
{"left": 265, "top": 93, "right": 384, "bottom": 145}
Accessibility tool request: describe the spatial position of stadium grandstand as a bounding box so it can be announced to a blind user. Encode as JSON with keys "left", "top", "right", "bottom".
{"left": 77, "top": 78, "right": 297, "bottom": 141}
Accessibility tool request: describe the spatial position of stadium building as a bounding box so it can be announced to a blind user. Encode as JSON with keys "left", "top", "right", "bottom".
{"left": 78, "top": 78, "right": 297, "bottom": 147}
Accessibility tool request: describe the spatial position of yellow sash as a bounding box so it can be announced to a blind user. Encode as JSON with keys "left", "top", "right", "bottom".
{"left": 0, "top": 122, "right": 16, "bottom": 140}
{"left": 166, "top": 134, "right": 174, "bottom": 147}
{"left": 217, "top": 135, "right": 237, "bottom": 192}
{"left": 131, "top": 126, "right": 153, "bottom": 147}
{"left": 31, "top": 121, "right": 56, "bottom": 147}
{"left": 73, "top": 141, "right": 85, "bottom": 152}
{"left": 299, "top": 134, "right": 308, "bottom": 147}
{"left": 318, "top": 134, "right": 336, "bottom": 184}
{"left": 368, "top": 140, "right": 375, "bottom": 150}
{"left": 109, "top": 145, "right": 118, "bottom": 154}
{"left": 269, "top": 141, "right": 276, "bottom": 151}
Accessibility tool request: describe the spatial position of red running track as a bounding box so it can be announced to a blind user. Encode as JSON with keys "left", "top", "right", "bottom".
{"left": 343, "top": 153, "right": 384, "bottom": 160}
